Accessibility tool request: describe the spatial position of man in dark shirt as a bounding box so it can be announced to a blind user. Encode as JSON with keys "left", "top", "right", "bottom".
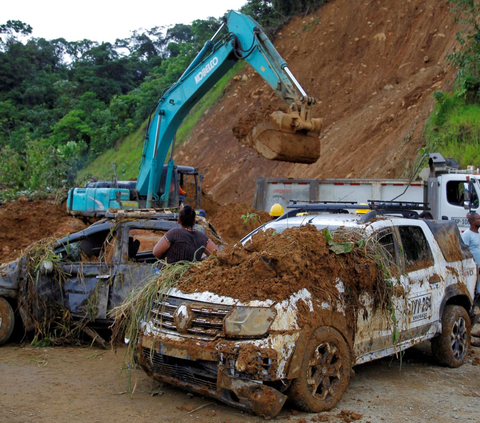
{"left": 153, "top": 205, "right": 218, "bottom": 264}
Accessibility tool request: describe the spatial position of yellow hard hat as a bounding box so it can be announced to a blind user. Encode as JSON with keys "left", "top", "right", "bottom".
{"left": 269, "top": 203, "right": 284, "bottom": 217}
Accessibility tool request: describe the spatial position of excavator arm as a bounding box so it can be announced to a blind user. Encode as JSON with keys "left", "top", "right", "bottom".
{"left": 136, "top": 11, "right": 321, "bottom": 207}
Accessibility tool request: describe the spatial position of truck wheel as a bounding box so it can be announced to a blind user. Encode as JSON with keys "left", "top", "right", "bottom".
{"left": 432, "top": 305, "right": 470, "bottom": 368}
{"left": 288, "top": 327, "right": 351, "bottom": 412}
{"left": 0, "top": 297, "right": 15, "bottom": 345}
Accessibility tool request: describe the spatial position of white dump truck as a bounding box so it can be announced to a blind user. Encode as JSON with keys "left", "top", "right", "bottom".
{"left": 253, "top": 153, "right": 480, "bottom": 231}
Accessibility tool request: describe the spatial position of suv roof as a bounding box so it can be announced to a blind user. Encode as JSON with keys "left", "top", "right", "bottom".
{"left": 242, "top": 201, "right": 472, "bottom": 264}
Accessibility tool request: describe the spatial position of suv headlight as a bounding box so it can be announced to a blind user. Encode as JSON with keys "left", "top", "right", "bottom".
{"left": 224, "top": 307, "right": 276, "bottom": 337}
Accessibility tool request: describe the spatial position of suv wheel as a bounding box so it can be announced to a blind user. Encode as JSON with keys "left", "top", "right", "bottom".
{"left": 288, "top": 327, "right": 351, "bottom": 412}
{"left": 432, "top": 304, "right": 471, "bottom": 368}
{"left": 0, "top": 297, "right": 15, "bottom": 345}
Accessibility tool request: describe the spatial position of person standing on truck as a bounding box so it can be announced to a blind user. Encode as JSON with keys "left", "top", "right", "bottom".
{"left": 153, "top": 204, "right": 218, "bottom": 264}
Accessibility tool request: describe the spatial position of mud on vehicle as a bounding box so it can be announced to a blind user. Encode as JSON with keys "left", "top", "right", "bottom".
{"left": 0, "top": 209, "right": 221, "bottom": 346}
{"left": 136, "top": 202, "right": 479, "bottom": 419}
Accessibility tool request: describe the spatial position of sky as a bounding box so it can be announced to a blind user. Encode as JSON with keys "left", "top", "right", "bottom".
{"left": 2, "top": 0, "right": 248, "bottom": 43}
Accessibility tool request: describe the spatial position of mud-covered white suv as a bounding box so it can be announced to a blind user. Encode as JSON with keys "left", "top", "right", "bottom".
{"left": 136, "top": 204, "right": 479, "bottom": 419}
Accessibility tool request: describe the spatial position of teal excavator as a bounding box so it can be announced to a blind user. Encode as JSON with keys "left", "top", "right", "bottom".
{"left": 67, "top": 11, "right": 322, "bottom": 217}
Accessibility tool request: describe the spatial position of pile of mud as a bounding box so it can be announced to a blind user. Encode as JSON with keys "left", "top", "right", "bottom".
{"left": 179, "top": 224, "right": 383, "bottom": 304}
{"left": 209, "top": 202, "right": 271, "bottom": 245}
{"left": 0, "top": 199, "right": 87, "bottom": 263}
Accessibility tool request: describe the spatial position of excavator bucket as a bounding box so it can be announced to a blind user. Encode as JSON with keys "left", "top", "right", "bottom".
{"left": 233, "top": 110, "right": 322, "bottom": 164}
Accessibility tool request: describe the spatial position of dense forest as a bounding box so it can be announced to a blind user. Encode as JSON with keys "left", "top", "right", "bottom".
{"left": 0, "top": 0, "right": 479, "bottom": 203}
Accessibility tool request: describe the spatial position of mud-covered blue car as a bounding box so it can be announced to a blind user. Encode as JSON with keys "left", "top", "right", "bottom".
{"left": 0, "top": 210, "right": 218, "bottom": 345}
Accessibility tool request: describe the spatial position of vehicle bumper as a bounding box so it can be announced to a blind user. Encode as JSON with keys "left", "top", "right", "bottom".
{"left": 137, "top": 331, "right": 299, "bottom": 418}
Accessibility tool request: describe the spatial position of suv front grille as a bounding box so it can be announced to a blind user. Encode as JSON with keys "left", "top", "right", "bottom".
{"left": 150, "top": 295, "right": 233, "bottom": 339}
{"left": 142, "top": 348, "right": 217, "bottom": 391}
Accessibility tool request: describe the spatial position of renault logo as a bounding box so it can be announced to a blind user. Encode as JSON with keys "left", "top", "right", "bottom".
{"left": 173, "top": 304, "right": 193, "bottom": 333}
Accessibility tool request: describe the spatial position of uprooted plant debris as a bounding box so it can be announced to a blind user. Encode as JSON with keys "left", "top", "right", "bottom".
{"left": 17, "top": 239, "right": 88, "bottom": 346}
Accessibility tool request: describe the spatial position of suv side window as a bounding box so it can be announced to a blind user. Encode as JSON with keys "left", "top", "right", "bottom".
{"left": 376, "top": 230, "right": 399, "bottom": 276}
{"left": 128, "top": 228, "right": 167, "bottom": 262}
{"left": 398, "top": 226, "right": 433, "bottom": 272}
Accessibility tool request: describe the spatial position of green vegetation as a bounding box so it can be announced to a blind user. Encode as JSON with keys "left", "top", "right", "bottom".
{"left": 424, "top": 92, "right": 480, "bottom": 166}
{"left": 423, "top": 0, "right": 480, "bottom": 167}
{"left": 79, "top": 61, "right": 245, "bottom": 181}
{"left": 0, "top": 16, "right": 223, "bottom": 201}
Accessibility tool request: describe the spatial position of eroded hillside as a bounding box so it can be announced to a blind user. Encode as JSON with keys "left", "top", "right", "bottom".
{"left": 175, "top": 0, "right": 460, "bottom": 206}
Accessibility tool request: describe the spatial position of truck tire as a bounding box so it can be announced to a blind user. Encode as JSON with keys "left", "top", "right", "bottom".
{"left": 288, "top": 327, "right": 351, "bottom": 412}
{"left": 432, "top": 304, "right": 471, "bottom": 368}
{"left": 0, "top": 297, "right": 15, "bottom": 345}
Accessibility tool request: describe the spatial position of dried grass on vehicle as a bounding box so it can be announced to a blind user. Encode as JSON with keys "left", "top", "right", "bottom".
{"left": 111, "top": 260, "right": 195, "bottom": 389}
{"left": 18, "top": 240, "right": 84, "bottom": 345}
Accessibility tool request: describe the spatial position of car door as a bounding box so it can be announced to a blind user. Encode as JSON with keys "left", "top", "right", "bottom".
{"left": 395, "top": 223, "right": 441, "bottom": 342}
{"left": 107, "top": 224, "right": 169, "bottom": 315}
{"left": 354, "top": 227, "right": 404, "bottom": 362}
{"left": 60, "top": 228, "right": 117, "bottom": 321}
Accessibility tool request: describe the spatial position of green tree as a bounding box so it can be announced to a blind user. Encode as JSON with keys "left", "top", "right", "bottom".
{"left": 447, "top": 0, "right": 480, "bottom": 103}
{"left": 0, "top": 20, "right": 32, "bottom": 48}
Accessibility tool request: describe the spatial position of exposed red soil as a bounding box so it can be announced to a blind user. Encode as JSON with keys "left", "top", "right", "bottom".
{"left": 208, "top": 202, "right": 271, "bottom": 245}
{"left": 179, "top": 224, "right": 380, "bottom": 304}
{"left": 0, "top": 199, "right": 87, "bottom": 263}
{"left": 174, "top": 0, "right": 461, "bottom": 206}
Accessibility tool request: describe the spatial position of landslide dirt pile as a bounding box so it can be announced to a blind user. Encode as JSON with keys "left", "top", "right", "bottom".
{"left": 179, "top": 224, "right": 383, "bottom": 304}
{"left": 0, "top": 196, "right": 267, "bottom": 264}
{"left": 209, "top": 202, "right": 271, "bottom": 245}
{"left": 174, "top": 0, "right": 461, "bottom": 206}
{"left": 0, "top": 199, "right": 87, "bottom": 263}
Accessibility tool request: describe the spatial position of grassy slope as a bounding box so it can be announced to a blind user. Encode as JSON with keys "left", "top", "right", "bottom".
{"left": 424, "top": 93, "right": 480, "bottom": 168}
{"left": 77, "top": 63, "right": 244, "bottom": 183}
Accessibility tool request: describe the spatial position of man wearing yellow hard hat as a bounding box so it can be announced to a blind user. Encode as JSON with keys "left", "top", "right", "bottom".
{"left": 269, "top": 203, "right": 284, "bottom": 219}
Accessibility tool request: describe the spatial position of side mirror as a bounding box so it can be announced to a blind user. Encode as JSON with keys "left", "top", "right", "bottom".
{"left": 464, "top": 179, "right": 475, "bottom": 210}
{"left": 464, "top": 190, "right": 471, "bottom": 210}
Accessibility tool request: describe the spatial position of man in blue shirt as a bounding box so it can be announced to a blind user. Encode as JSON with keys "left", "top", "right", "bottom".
{"left": 462, "top": 212, "right": 480, "bottom": 292}
{"left": 462, "top": 212, "right": 480, "bottom": 342}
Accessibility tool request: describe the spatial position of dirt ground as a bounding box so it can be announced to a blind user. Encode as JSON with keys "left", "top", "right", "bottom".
{"left": 1, "top": 340, "right": 479, "bottom": 423}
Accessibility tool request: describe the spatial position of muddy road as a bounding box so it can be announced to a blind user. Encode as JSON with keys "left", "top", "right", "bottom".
{"left": 1, "top": 341, "right": 479, "bottom": 423}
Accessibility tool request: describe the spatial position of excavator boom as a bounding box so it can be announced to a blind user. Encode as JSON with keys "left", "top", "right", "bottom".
{"left": 69, "top": 10, "right": 322, "bottom": 216}
{"left": 136, "top": 10, "right": 322, "bottom": 207}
